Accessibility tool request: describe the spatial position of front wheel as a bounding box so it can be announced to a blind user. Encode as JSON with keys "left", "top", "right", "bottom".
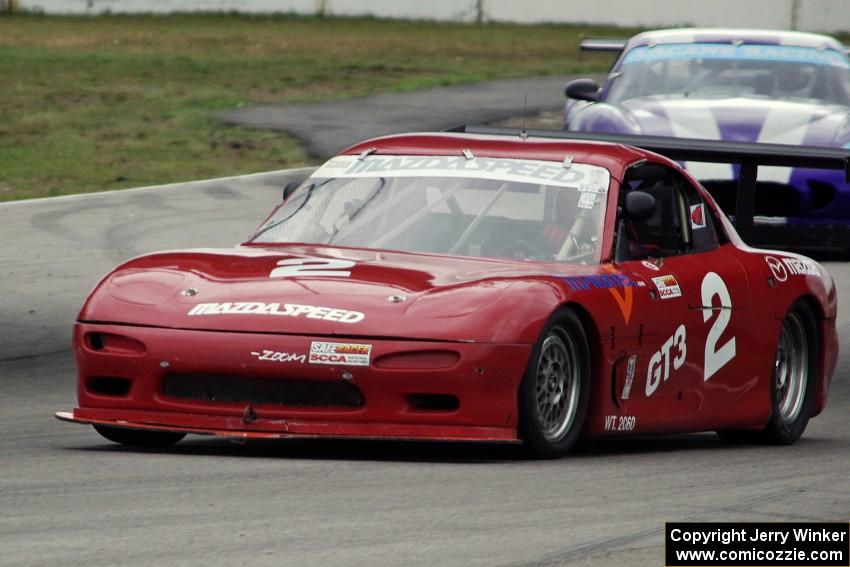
{"left": 518, "top": 309, "right": 591, "bottom": 458}
{"left": 764, "top": 301, "right": 818, "bottom": 444}
{"left": 93, "top": 425, "right": 186, "bottom": 448}
{"left": 718, "top": 300, "right": 818, "bottom": 445}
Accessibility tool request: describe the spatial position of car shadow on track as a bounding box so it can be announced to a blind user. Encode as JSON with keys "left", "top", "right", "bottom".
{"left": 62, "top": 431, "right": 831, "bottom": 464}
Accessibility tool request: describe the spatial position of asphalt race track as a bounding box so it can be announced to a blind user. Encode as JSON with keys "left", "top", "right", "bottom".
{"left": 1, "top": 173, "right": 848, "bottom": 567}
{"left": 218, "top": 76, "right": 579, "bottom": 158}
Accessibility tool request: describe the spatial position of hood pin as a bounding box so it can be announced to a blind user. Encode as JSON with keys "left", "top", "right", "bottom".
{"left": 181, "top": 288, "right": 199, "bottom": 297}
{"left": 242, "top": 405, "right": 258, "bottom": 424}
{"left": 387, "top": 294, "right": 407, "bottom": 303}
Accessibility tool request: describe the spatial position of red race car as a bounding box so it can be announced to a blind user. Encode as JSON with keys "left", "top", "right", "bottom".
{"left": 57, "top": 128, "right": 844, "bottom": 458}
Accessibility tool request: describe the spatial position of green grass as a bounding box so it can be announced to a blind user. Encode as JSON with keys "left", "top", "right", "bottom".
{"left": 0, "top": 14, "right": 625, "bottom": 201}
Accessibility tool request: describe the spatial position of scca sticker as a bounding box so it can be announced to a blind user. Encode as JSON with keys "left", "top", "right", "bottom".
{"left": 309, "top": 341, "right": 372, "bottom": 366}
{"left": 652, "top": 275, "right": 682, "bottom": 299}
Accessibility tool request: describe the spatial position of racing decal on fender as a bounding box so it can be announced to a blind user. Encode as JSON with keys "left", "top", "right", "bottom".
{"left": 562, "top": 272, "right": 636, "bottom": 324}
{"left": 765, "top": 256, "right": 788, "bottom": 282}
{"left": 561, "top": 274, "right": 637, "bottom": 292}
{"left": 764, "top": 256, "right": 819, "bottom": 282}
{"left": 309, "top": 341, "right": 372, "bottom": 366}
{"left": 646, "top": 324, "right": 686, "bottom": 397}
{"left": 689, "top": 204, "right": 706, "bottom": 229}
{"left": 251, "top": 350, "right": 306, "bottom": 363}
{"left": 651, "top": 275, "right": 682, "bottom": 299}
{"left": 783, "top": 258, "right": 819, "bottom": 276}
{"left": 187, "top": 302, "right": 365, "bottom": 323}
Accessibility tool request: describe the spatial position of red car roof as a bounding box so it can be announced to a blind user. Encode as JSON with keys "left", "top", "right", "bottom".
{"left": 341, "top": 132, "right": 656, "bottom": 181}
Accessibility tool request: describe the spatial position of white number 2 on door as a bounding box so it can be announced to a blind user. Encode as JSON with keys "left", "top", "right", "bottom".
{"left": 701, "top": 271, "right": 736, "bottom": 381}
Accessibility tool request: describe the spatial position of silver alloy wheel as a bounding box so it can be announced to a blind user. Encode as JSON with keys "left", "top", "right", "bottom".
{"left": 535, "top": 330, "right": 581, "bottom": 442}
{"left": 774, "top": 311, "right": 809, "bottom": 425}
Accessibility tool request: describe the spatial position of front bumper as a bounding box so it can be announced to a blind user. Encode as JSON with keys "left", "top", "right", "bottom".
{"left": 58, "top": 323, "right": 532, "bottom": 442}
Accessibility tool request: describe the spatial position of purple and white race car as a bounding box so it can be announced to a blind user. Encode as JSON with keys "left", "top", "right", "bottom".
{"left": 564, "top": 28, "right": 850, "bottom": 251}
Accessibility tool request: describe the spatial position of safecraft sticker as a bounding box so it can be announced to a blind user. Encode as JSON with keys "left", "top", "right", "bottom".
{"left": 652, "top": 275, "right": 682, "bottom": 299}
{"left": 311, "top": 155, "right": 611, "bottom": 192}
{"left": 309, "top": 341, "right": 372, "bottom": 366}
{"left": 689, "top": 203, "right": 706, "bottom": 229}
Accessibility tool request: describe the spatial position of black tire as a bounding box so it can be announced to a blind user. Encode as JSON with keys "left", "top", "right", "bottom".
{"left": 718, "top": 300, "right": 818, "bottom": 445}
{"left": 518, "top": 308, "right": 591, "bottom": 458}
{"left": 93, "top": 425, "right": 186, "bottom": 448}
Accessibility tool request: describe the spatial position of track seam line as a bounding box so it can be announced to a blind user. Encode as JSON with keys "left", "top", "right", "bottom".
{"left": 0, "top": 167, "right": 316, "bottom": 208}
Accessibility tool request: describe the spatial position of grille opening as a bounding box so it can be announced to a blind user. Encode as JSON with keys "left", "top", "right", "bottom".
{"left": 84, "top": 332, "right": 146, "bottom": 355}
{"left": 701, "top": 181, "right": 800, "bottom": 217}
{"left": 163, "top": 374, "right": 364, "bottom": 408}
{"left": 406, "top": 393, "right": 459, "bottom": 412}
{"left": 373, "top": 350, "right": 461, "bottom": 369}
{"left": 87, "top": 376, "right": 132, "bottom": 396}
{"left": 89, "top": 333, "right": 105, "bottom": 351}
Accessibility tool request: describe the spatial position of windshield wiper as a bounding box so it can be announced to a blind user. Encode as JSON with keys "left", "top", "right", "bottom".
{"left": 250, "top": 178, "right": 331, "bottom": 240}
{"left": 327, "top": 177, "right": 386, "bottom": 244}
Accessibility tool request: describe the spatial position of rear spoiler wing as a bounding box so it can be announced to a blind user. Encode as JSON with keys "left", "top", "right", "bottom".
{"left": 450, "top": 126, "right": 850, "bottom": 243}
{"left": 583, "top": 38, "right": 850, "bottom": 58}
{"left": 579, "top": 38, "right": 627, "bottom": 53}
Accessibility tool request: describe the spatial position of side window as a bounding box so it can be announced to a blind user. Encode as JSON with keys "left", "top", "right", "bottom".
{"left": 615, "top": 163, "right": 721, "bottom": 261}
{"left": 674, "top": 171, "right": 723, "bottom": 253}
{"left": 616, "top": 163, "right": 685, "bottom": 261}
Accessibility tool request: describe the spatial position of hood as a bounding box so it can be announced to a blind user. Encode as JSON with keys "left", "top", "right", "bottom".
{"left": 612, "top": 97, "right": 850, "bottom": 182}
{"left": 80, "top": 245, "right": 599, "bottom": 343}
{"left": 623, "top": 98, "right": 849, "bottom": 148}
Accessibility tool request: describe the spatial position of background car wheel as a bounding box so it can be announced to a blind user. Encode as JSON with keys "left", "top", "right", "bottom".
{"left": 718, "top": 300, "right": 818, "bottom": 445}
{"left": 93, "top": 425, "right": 186, "bottom": 447}
{"left": 519, "top": 308, "right": 591, "bottom": 458}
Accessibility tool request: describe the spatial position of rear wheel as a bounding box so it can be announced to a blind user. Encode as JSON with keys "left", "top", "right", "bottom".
{"left": 93, "top": 425, "right": 186, "bottom": 447}
{"left": 519, "top": 309, "right": 591, "bottom": 458}
{"left": 718, "top": 300, "right": 817, "bottom": 445}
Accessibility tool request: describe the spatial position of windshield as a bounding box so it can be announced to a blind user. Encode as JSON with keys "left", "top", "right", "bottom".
{"left": 608, "top": 43, "right": 850, "bottom": 105}
{"left": 251, "top": 155, "right": 611, "bottom": 264}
